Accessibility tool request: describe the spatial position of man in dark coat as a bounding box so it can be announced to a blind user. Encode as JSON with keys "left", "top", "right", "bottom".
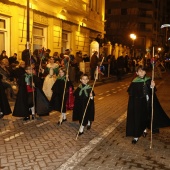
{"left": 22, "top": 44, "right": 30, "bottom": 66}
{"left": 0, "top": 74, "right": 11, "bottom": 119}
{"left": 126, "top": 65, "right": 170, "bottom": 144}
{"left": 90, "top": 51, "right": 99, "bottom": 80}
{"left": 13, "top": 66, "right": 49, "bottom": 120}
{"left": 72, "top": 74, "right": 95, "bottom": 135}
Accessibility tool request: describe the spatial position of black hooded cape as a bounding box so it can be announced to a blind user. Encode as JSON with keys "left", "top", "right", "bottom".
{"left": 126, "top": 77, "right": 170, "bottom": 138}
{"left": 0, "top": 74, "right": 12, "bottom": 117}
{"left": 13, "top": 75, "right": 49, "bottom": 117}
{"left": 72, "top": 84, "right": 95, "bottom": 126}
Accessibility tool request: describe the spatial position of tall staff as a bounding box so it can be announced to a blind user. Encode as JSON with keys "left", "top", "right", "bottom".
{"left": 27, "top": 0, "right": 36, "bottom": 119}
{"left": 76, "top": 57, "right": 105, "bottom": 140}
{"left": 58, "top": 56, "right": 70, "bottom": 125}
{"left": 150, "top": 46, "right": 155, "bottom": 149}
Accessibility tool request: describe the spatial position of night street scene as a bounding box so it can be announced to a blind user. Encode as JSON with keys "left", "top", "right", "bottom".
{"left": 0, "top": 0, "right": 170, "bottom": 169}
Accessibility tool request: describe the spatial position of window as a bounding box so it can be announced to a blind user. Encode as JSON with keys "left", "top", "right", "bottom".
{"left": 108, "top": 9, "right": 111, "bottom": 14}
{"left": 121, "top": 8, "right": 127, "bottom": 15}
{"left": 0, "top": 16, "right": 10, "bottom": 55}
{"left": 33, "top": 25, "right": 47, "bottom": 51}
{"left": 0, "top": 19, "right": 5, "bottom": 29}
{"left": 62, "top": 31, "right": 70, "bottom": 53}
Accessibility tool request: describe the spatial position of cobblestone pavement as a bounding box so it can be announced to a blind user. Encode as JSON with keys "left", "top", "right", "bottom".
{"left": 0, "top": 72, "right": 170, "bottom": 170}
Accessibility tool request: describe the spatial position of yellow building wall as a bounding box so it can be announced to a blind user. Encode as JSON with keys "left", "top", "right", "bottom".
{"left": 1, "top": 0, "right": 105, "bottom": 58}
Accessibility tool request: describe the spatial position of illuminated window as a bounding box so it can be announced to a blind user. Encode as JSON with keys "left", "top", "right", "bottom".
{"left": 62, "top": 31, "right": 70, "bottom": 53}
{"left": 0, "top": 16, "right": 10, "bottom": 55}
{"left": 33, "top": 25, "right": 47, "bottom": 51}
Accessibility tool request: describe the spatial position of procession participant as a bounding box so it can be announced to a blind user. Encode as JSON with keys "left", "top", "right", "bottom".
{"left": 72, "top": 74, "right": 95, "bottom": 136}
{"left": 126, "top": 65, "right": 170, "bottom": 144}
{"left": 42, "top": 57, "right": 59, "bottom": 100}
{"left": 0, "top": 74, "right": 12, "bottom": 119}
{"left": 13, "top": 66, "right": 49, "bottom": 121}
{"left": 50, "top": 67, "right": 73, "bottom": 124}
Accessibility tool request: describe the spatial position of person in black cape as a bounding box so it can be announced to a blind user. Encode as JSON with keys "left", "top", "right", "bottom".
{"left": 0, "top": 74, "right": 12, "bottom": 119}
{"left": 72, "top": 74, "right": 95, "bottom": 136}
{"left": 50, "top": 67, "right": 73, "bottom": 124}
{"left": 126, "top": 65, "right": 170, "bottom": 144}
{"left": 13, "top": 66, "right": 49, "bottom": 121}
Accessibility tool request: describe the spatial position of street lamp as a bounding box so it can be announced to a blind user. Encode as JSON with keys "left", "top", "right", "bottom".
{"left": 130, "top": 33, "right": 136, "bottom": 58}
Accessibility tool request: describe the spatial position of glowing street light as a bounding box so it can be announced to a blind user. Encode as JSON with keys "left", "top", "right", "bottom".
{"left": 130, "top": 33, "right": 136, "bottom": 58}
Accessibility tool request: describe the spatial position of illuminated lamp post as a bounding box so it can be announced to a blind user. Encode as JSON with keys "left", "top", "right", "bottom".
{"left": 130, "top": 33, "right": 136, "bottom": 58}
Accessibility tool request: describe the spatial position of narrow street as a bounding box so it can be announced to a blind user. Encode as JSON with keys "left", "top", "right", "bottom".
{"left": 0, "top": 72, "right": 170, "bottom": 170}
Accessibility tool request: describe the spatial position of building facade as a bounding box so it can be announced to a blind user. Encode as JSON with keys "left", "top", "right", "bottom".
{"left": 105, "top": 0, "right": 170, "bottom": 57}
{"left": 0, "top": 0, "right": 105, "bottom": 59}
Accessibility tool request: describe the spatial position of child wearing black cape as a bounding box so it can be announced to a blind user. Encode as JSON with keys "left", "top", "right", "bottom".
{"left": 72, "top": 74, "right": 95, "bottom": 135}
{"left": 13, "top": 66, "right": 49, "bottom": 120}
{"left": 0, "top": 74, "right": 12, "bottom": 119}
{"left": 50, "top": 67, "right": 73, "bottom": 125}
{"left": 126, "top": 65, "right": 170, "bottom": 144}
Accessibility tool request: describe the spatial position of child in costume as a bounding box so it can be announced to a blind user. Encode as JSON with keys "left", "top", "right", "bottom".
{"left": 126, "top": 65, "right": 170, "bottom": 144}
{"left": 72, "top": 74, "right": 95, "bottom": 135}
{"left": 50, "top": 67, "right": 73, "bottom": 124}
{"left": 13, "top": 66, "right": 49, "bottom": 120}
{"left": 42, "top": 57, "right": 59, "bottom": 100}
{"left": 0, "top": 74, "right": 12, "bottom": 119}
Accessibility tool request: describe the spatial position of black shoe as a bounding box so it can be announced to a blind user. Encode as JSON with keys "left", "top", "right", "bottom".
{"left": 57, "top": 121, "right": 62, "bottom": 125}
{"left": 132, "top": 138, "right": 138, "bottom": 144}
{"left": 32, "top": 115, "right": 35, "bottom": 120}
{"left": 153, "top": 128, "right": 160, "bottom": 134}
{"left": 23, "top": 117, "right": 30, "bottom": 121}
{"left": 78, "top": 131, "right": 84, "bottom": 136}
{"left": 0, "top": 112, "right": 4, "bottom": 119}
{"left": 62, "top": 118, "right": 67, "bottom": 122}
{"left": 87, "top": 125, "right": 91, "bottom": 130}
{"left": 143, "top": 132, "right": 147, "bottom": 138}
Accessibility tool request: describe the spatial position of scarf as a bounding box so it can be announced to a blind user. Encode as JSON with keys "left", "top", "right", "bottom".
{"left": 79, "top": 84, "right": 91, "bottom": 97}
{"left": 25, "top": 73, "right": 32, "bottom": 85}
{"left": 132, "top": 76, "right": 150, "bottom": 84}
{"left": 57, "top": 75, "right": 66, "bottom": 81}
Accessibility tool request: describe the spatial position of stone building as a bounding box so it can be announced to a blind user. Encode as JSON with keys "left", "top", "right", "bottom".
{"left": 105, "top": 0, "right": 170, "bottom": 56}
{"left": 0, "top": 0, "right": 105, "bottom": 59}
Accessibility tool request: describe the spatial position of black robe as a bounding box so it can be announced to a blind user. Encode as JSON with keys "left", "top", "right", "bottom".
{"left": 126, "top": 77, "right": 170, "bottom": 138}
{"left": 0, "top": 74, "right": 12, "bottom": 117}
{"left": 72, "top": 84, "right": 95, "bottom": 126}
{"left": 13, "top": 75, "right": 49, "bottom": 117}
{"left": 50, "top": 78, "right": 72, "bottom": 113}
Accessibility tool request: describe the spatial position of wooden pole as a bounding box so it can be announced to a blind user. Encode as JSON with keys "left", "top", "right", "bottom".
{"left": 76, "top": 57, "right": 105, "bottom": 140}
{"left": 150, "top": 46, "right": 154, "bottom": 149}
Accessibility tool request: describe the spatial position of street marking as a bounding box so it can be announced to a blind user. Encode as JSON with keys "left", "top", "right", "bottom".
{"left": 36, "top": 121, "right": 50, "bottom": 127}
{"left": 4, "top": 132, "right": 24, "bottom": 142}
{"left": 23, "top": 120, "right": 35, "bottom": 125}
{"left": 58, "top": 112, "right": 127, "bottom": 170}
{"left": 106, "top": 94, "right": 111, "bottom": 97}
{"left": 98, "top": 93, "right": 103, "bottom": 95}
{"left": 98, "top": 97, "right": 104, "bottom": 100}
{"left": 0, "top": 130, "right": 10, "bottom": 135}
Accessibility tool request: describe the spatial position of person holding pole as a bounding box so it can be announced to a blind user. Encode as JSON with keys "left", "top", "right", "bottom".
{"left": 72, "top": 73, "right": 95, "bottom": 136}
{"left": 126, "top": 65, "right": 170, "bottom": 144}
{"left": 50, "top": 67, "right": 73, "bottom": 125}
{"left": 13, "top": 66, "right": 49, "bottom": 120}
